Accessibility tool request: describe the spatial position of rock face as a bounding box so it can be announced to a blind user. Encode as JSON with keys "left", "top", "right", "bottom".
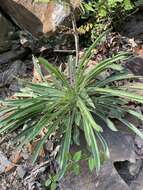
{"left": 0, "top": 12, "right": 15, "bottom": 53}
{"left": 0, "top": 0, "right": 80, "bottom": 37}
{"left": 117, "top": 11, "right": 143, "bottom": 43}
{"left": 60, "top": 129, "right": 136, "bottom": 190}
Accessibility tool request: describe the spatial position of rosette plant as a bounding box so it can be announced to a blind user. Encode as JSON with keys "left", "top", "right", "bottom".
{"left": 1, "top": 31, "right": 143, "bottom": 180}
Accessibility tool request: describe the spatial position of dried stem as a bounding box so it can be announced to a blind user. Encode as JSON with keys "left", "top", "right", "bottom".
{"left": 71, "top": 10, "right": 79, "bottom": 67}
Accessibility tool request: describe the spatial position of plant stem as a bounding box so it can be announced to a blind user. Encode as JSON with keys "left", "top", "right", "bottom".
{"left": 71, "top": 11, "right": 79, "bottom": 67}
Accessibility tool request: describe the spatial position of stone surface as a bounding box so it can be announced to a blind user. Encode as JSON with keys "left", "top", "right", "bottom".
{"left": 102, "top": 128, "right": 136, "bottom": 163}
{"left": 0, "top": 0, "right": 80, "bottom": 37}
{"left": 16, "top": 166, "right": 27, "bottom": 179}
{"left": 128, "top": 159, "right": 142, "bottom": 177}
{"left": 117, "top": 11, "right": 143, "bottom": 43}
{"left": 0, "top": 48, "right": 29, "bottom": 65}
{"left": 60, "top": 161, "right": 130, "bottom": 190}
{"left": 130, "top": 165, "right": 143, "bottom": 190}
{"left": 125, "top": 56, "right": 143, "bottom": 76}
{"left": 60, "top": 129, "right": 136, "bottom": 190}
{"left": 0, "top": 151, "right": 12, "bottom": 174}
{"left": 0, "top": 12, "right": 15, "bottom": 53}
{"left": 0, "top": 60, "right": 26, "bottom": 87}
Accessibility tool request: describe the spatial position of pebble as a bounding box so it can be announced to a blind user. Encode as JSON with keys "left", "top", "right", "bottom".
{"left": 16, "top": 165, "right": 27, "bottom": 179}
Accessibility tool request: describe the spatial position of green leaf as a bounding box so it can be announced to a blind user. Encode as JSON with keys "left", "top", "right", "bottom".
{"left": 88, "top": 157, "right": 96, "bottom": 172}
{"left": 77, "top": 98, "right": 103, "bottom": 132}
{"left": 84, "top": 53, "right": 128, "bottom": 84}
{"left": 119, "top": 118, "right": 143, "bottom": 140}
{"left": 32, "top": 55, "right": 46, "bottom": 82}
{"left": 38, "top": 57, "right": 69, "bottom": 87}
{"left": 73, "top": 127, "right": 80, "bottom": 146}
{"left": 94, "top": 111, "right": 118, "bottom": 131}
{"left": 124, "top": 0, "right": 133, "bottom": 10}
{"left": 72, "top": 163, "right": 80, "bottom": 175}
{"left": 95, "top": 73, "right": 140, "bottom": 87}
{"left": 127, "top": 109, "right": 143, "bottom": 122}
{"left": 83, "top": 118, "right": 101, "bottom": 172}
{"left": 96, "top": 133, "right": 110, "bottom": 159}
{"left": 88, "top": 87, "right": 143, "bottom": 104}
{"left": 51, "top": 182, "right": 57, "bottom": 190}
{"left": 73, "top": 151, "right": 82, "bottom": 162}
{"left": 58, "top": 111, "right": 75, "bottom": 179}
{"left": 78, "top": 30, "right": 110, "bottom": 70}
{"left": 45, "top": 178, "right": 52, "bottom": 187}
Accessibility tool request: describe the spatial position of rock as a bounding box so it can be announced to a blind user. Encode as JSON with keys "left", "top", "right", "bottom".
{"left": 0, "top": 151, "right": 12, "bottom": 174}
{"left": 130, "top": 165, "right": 143, "bottom": 190}
{"left": 0, "top": 48, "right": 29, "bottom": 65}
{"left": 117, "top": 11, "right": 143, "bottom": 43}
{"left": 125, "top": 56, "right": 143, "bottom": 76}
{"left": 96, "top": 162, "right": 130, "bottom": 190}
{"left": 0, "top": 60, "right": 26, "bottom": 87}
{"left": 135, "top": 129, "right": 143, "bottom": 156}
{"left": 60, "top": 161, "right": 130, "bottom": 190}
{"left": 102, "top": 128, "right": 136, "bottom": 163}
{"left": 128, "top": 160, "right": 142, "bottom": 177}
{"left": 0, "top": 12, "right": 15, "bottom": 53}
{"left": 60, "top": 129, "right": 136, "bottom": 190}
{"left": 16, "top": 165, "right": 27, "bottom": 179}
{"left": 0, "top": 0, "right": 80, "bottom": 37}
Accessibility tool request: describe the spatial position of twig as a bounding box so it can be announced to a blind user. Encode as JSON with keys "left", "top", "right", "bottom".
{"left": 25, "top": 160, "right": 50, "bottom": 181}
{"left": 53, "top": 49, "right": 76, "bottom": 53}
{"left": 71, "top": 10, "right": 79, "bottom": 67}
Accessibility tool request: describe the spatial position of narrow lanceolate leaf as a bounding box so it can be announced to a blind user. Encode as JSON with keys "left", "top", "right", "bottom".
{"left": 88, "top": 157, "right": 96, "bottom": 172}
{"left": 88, "top": 87, "right": 143, "bottom": 104}
{"left": 119, "top": 118, "right": 143, "bottom": 140}
{"left": 32, "top": 55, "right": 46, "bottom": 82}
{"left": 83, "top": 118, "right": 101, "bottom": 172}
{"left": 77, "top": 98, "right": 103, "bottom": 132}
{"left": 126, "top": 109, "right": 143, "bottom": 122}
{"left": 79, "top": 30, "right": 109, "bottom": 69}
{"left": 95, "top": 73, "right": 139, "bottom": 87}
{"left": 105, "top": 64, "right": 124, "bottom": 71}
{"left": 83, "top": 118, "right": 92, "bottom": 146}
{"left": 94, "top": 111, "right": 118, "bottom": 131}
{"left": 77, "top": 30, "right": 110, "bottom": 85}
{"left": 96, "top": 133, "right": 110, "bottom": 159}
{"left": 58, "top": 111, "right": 75, "bottom": 179}
{"left": 19, "top": 113, "right": 50, "bottom": 147}
{"left": 38, "top": 57, "right": 69, "bottom": 87}
{"left": 84, "top": 53, "right": 128, "bottom": 82}
{"left": 73, "top": 126, "right": 80, "bottom": 146}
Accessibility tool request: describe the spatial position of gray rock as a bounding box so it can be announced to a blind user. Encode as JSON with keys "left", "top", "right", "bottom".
{"left": 0, "top": 12, "right": 15, "bottom": 53}
{"left": 0, "top": 151, "right": 12, "bottom": 174}
{"left": 126, "top": 56, "right": 143, "bottom": 76}
{"left": 60, "top": 129, "right": 136, "bottom": 190}
{"left": 128, "top": 160, "right": 142, "bottom": 177}
{"left": 130, "top": 165, "right": 143, "bottom": 190}
{"left": 16, "top": 165, "right": 27, "bottom": 179}
{"left": 60, "top": 161, "right": 130, "bottom": 190}
{"left": 103, "top": 128, "right": 136, "bottom": 163}
{"left": 0, "top": 60, "right": 26, "bottom": 87}
{"left": 135, "top": 129, "right": 143, "bottom": 156}
{"left": 117, "top": 11, "right": 143, "bottom": 43}
{"left": 0, "top": 48, "right": 29, "bottom": 65}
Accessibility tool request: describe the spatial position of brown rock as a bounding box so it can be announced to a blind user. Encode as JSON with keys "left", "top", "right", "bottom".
{"left": 0, "top": 0, "right": 80, "bottom": 37}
